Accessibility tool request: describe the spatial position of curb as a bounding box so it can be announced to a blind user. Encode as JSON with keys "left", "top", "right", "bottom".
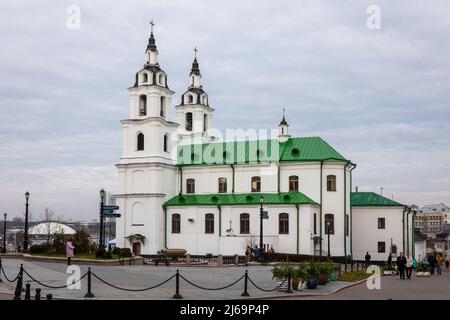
{"left": 1, "top": 254, "right": 143, "bottom": 266}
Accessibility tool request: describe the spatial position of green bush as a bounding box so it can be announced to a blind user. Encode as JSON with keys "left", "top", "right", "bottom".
{"left": 95, "top": 246, "right": 107, "bottom": 258}
{"left": 52, "top": 232, "right": 68, "bottom": 254}
{"left": 417, "top": 262, "right": 429, "bottom": 272}
{"left": 29, "top": 243, "right": 51, "bottom": 254}
{"left": 119, "top": 248, "right": 132, "bottom": 258}
{"left": 112, "top": 246, "right": 121, "bottom": 255}
{"left": 72, "top": 230, "right": 91, "bottom": 254}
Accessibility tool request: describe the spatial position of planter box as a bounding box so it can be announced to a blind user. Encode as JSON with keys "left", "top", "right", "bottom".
{"left": 416, "top": 272, "right": 430, "bottom": 277}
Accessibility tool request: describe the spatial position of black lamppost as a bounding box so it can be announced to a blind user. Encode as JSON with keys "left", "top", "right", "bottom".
{"left": 326, "top": 221, "right": 331, "bottom": 257}
{"left": 99, "top": 189, "right": 105, "bottom": 247}
{"left": 258, "top": 195, "right": 265, "bottom": 262}
{"left": 2, "top": 213, "right": 6, "bottom": 253}
{"left": 23, "top": 191, "right": 30, "bottom": 253}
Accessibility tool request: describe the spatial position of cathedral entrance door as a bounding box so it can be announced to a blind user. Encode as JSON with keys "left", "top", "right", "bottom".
{"left": 132, "top": 242, "right": 141, "bottom": 256}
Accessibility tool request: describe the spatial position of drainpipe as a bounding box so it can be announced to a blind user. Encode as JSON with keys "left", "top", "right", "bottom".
{"left": 402, "top": 206, "right": 408, "bottom": 253}
{"left": 349, "top": 162, "right": 356, "bottom": 260}
{"left": 412, "top": 210, "right": 417, "bottom": 258}
{"left": 406, "top": 207, "right": 412, "bottom": 254}
{"left": 319, "top": 161, "right": 323, "bottom": 255}
{"left": 179, "top": 166, "right": 183, "bottom": 195}
{"left": 277, "top": 163, "right": 281, "bottom": 193}
{"left": 231, "top": 165, "right": 235, "bottom": 193}
{"left": 218, "top": 205, "right": 222, "bottom": 237}
{"left": 163, "top": 205, "right": 167, "bottom": 249}
{"left": 296, "top": 204, "right": 300, "bottom": 254}
{"left": 344, "top": 162, "right": 348, "bottom": 259}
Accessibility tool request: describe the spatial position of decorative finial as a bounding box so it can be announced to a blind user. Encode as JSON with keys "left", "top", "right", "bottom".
{"left": 149, "top": 20, "right": 154, "bottom": 33}
{"left": 280, "top": 108, "right": 288, "bottom": 125}
{"left": 194, "top": 46, "right": 198, "bottom": 58}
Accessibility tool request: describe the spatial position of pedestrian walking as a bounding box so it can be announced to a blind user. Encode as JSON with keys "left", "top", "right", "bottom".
{"left": 406, "top": 253, "right": 413, "bottom": 279}
{"left": 428, "top": 253, "right": 436, "bottom": 275}
{"left": 66, "top": 238, "right": 75, "bottom": 265}
{"left": 245, "top": 245, "right": 252, "bottom": 266}
{"left": 436, "top": 254, "right": 444, "bottom": 275}
{"left": 396, "top": 252, "right": 407, "bottom": 280}
{"left": 445, "top": 256, "right": 449, "bottom": 269}
{"left": 412, "top": 256, "right": 418, "bottom": 271}
{"left": 365, "top": 252, "right": 371, "bottom": 268}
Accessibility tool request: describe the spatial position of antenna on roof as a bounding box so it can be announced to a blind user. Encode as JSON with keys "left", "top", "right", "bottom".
{"left": 380, "top": 187, "right": 383, "bottom": 196}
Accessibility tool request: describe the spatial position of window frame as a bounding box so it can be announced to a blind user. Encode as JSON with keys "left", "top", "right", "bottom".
{"left": 240, "top": 213, "right": 250, "bottom": 234}
{"left": 218, "top": 177, "right": 227, "bottom": 193}
{"left": 172, "top": 214, "right": 181, "bottom": 234}
{"left": 378, "top": 217, "right": 386, "bottom": 229}
{"left": 324, "top": 213, "right": 335, "bottom": 235}
{"left": 186, "top": 178, "right": 195, "bottom": 194}
{"left": 279, "top": 213, "right": 289, "bottom": 234}
{"left": 251, "top": 176, "right": 261, "bottom": 192}
{"left": 327, "top": 175, "right": 337, "bottom": 192}
{"left": 205, "top": 213, "right": 214, "bottom": 234}
{"left": 289, "top": 175, "right": 299, "bottom": 192}
{"left": 186, "top": 112, "right": 193, "bottom": 131}
{"left": 137, "top": 132, "right": 144, "bottom": 151}
{"left": 378, "top": 241, "right": 386, "bottom": 253}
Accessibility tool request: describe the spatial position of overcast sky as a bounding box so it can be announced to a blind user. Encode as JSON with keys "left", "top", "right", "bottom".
{"left": 0, "top": 1, "right": 449, "bottom": 221}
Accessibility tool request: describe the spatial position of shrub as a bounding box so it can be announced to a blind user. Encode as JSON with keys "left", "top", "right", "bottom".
{"left": 52, "top": 232, "right": 68, "bottom": 254}
{"left": 95, "top": 246, "right": 106, "bottom": 258}
{"left": 120, "top": 248, "right": 132, "bottom": 258}
{"left": 72, "top": 230, "right": 91, "bottom": 254}
{"left": 416, "top": 262, "right": 429, "bottom": 272}
{"left": 263, "top": 252, "right": 331, "bottom": 263}
{"left": 112, "top": 246, "right": 121, "bottom": 255}
{"left": 29, "top": 243, "right": 51, "bottom": 254}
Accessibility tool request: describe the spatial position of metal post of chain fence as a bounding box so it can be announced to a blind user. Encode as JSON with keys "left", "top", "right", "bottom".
{"left": 46, "top": 294, "right": 52, "bottom": 300}
{"left": 285, "top": 269, "right": 293, "bottom": 293}
{"left": 172, "top": 269, "right": 183, "bottom": 299}
{"left": 25, "top": 283, "right": 31, "bottom": 300}
{"left": 20, "top": 264, "right": 25, "bottom": 291}
{"left": 84, "top": 268, "right": 95, "bottom": 298}
{"left": 35, "top": 288, "right": 41, "bottom": 300}
{"left": 13, "top": 266, "right": 23, "bottom": 300}
{"left": 241, "top": 270, "right": 249, "bottom": 297}
{"left": 0, "top": 258, "right": 3, "bottom": 283}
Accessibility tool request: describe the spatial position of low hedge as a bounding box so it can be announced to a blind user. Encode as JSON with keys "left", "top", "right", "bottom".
{"left": 263, "top": 252, "right": 331, "bottom": 263}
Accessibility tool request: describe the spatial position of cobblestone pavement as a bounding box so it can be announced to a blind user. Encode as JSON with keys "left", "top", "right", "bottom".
{"left": 276, "top": 268, "right": 450, "bottom": 300}
{"left": 0, "top": 259, "right": 351, "bottom": 300}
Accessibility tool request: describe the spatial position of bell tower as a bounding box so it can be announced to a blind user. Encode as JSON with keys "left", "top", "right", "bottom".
{"left": 176, "top": 48, "right": 215, "bottom": 144}
{"left": 115, "top": 22, "right": 179, "bottom": 256}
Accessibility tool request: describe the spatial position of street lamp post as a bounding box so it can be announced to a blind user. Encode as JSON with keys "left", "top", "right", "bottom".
{"left": 326, "top": 221, "right": 331, "bottom": 257}
{"left": 23, "top": 191, "right": 30, "bottom": 253}
{"left": 258, "top": 195, "right": 265, "bottom": 262}
{"left": 99, "top": 189, "right": 106, "bottom": 247}
{"left": 2, "top": 213, "right": 6, "bottom": 253}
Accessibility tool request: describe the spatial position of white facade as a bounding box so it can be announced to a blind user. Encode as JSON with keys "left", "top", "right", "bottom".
{"left": 352, "top": 206, "right": 413, "bottom": 261}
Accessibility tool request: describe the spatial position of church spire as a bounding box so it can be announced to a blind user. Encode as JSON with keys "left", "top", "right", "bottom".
{"left": 189, "top": 47, "right": 202, "bottom": 87}
{"left": 278, "top": 108, "right": 290, "bottom": 142}
{"left": 145, "top": 20, "right": 159, "bottom": 65}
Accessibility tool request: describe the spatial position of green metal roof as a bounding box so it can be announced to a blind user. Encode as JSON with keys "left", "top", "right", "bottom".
{"left": 351, "top": 192, "right": 405, "bottom": 207}
{"left": 177, "top": 137, "right": 347, "bottom": 166}
{"left": 164, "top": 192, "right": 317, "bottom": 207}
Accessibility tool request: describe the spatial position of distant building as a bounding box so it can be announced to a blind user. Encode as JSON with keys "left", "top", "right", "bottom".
{"left": 414, "top": 203, "right": 449, "bottom": 237}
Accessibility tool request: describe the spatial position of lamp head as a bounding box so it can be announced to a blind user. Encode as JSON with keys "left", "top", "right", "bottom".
{"left": 100, "top": 189, "right": 106, "bottom": 199}
{"left": 25, "top": 191, "right": 30, "bottom": 201}
{"left": 259, "top": 195, "right": 265, "bottom": 204}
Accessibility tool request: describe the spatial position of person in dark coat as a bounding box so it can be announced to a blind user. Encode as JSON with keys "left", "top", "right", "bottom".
{"left": 365, "top": 252, "right": 371, "bottom": 268}
{"left": 428, "top": 253, "right": 436, "bottom": 275}
{"left": 387, "top": 253, "right": 392, "bottom": 266}
{"left": 396, "top": 252, "right": 407, "bottom": 279}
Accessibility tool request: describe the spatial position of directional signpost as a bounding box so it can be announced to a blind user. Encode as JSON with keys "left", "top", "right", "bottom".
{"left": 261, "top": 210, "right": 269, "bottom": 219}
{"left": 103, "top": 213, "right": 121, "bottom": 218}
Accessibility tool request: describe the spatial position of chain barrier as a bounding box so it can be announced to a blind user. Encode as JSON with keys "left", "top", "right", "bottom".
{"left": 91, "top": 272, "right": 176, "bottom": 292}
{"left": 1, "top": 265, "right": 21, "bottom": 283}
{"left": 179, "top": 274, "right": 245, "bottom": 291}
{"left": 22, "top": 268, "right": 88, "bottom": 289}
{"left": 247, "top": 276, "right": 287, "bottom": 292}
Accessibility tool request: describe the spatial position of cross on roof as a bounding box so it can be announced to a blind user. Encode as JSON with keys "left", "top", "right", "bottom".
{"left": 194, "top": 46, "right": 198, "bottom": 58}
{"left": 149, "top": 20, "right": 154, "bottom": 33}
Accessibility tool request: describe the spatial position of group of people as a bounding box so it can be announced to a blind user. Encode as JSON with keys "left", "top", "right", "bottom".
{"left": 244, "top": 244, "right": 275, "bottom": 265}
{"left": 386, "top": 251, "right": 448, "bottom": 279}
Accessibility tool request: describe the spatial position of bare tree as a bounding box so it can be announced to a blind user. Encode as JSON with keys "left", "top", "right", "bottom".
{"left": 41, "top": 208, "right": 64, "bottom": 244}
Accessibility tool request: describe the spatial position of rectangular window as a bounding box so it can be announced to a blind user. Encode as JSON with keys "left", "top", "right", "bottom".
{"left": 186, "top": 179, "right": 195, "bottom": 194}
{"left": 172, "top": 214, "right": 180, "bottom": 234}
{"left": 378, "top": 218, "right": 385, "bottom": 229}
{"left": 205, "top": 214, "right": 214, "bottom": 234}
{"left": 313, "top": 213, "right": 317, "bottom": 235}
{"left": 327, "top": 175, "right": 336, "bottom": 191}
{"left": 251, "top": 177, "right": 261, "bottom": 192}
{"left": 289, "top": 176, "right": 299, "bottom": 192}
{"left": 345, "top": 214, "right": 349, "bottom": 236}
{"left": 378, "top": 241, "right": 386, "bottom": 253}
{"left": 240, "top": 213, "right": 250, "bottom": 234}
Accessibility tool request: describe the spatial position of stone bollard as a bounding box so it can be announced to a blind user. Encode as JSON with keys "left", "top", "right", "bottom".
{"left": 25, "top": 283, "right": 31, "bottom": 300}
{"left": 234, "top": 254, "right": 239, "bottom": 266}
{"left": 35, "top": 288, "right": 41, "bottom": 300}
{"left": 217, "top": 255, "right": 223, "bottom": 267}
{"left": 186, "top": 254, "right": 191, "bottom": 265}
{"left": 46, "top": 293, "right": 53, "bottom": 300}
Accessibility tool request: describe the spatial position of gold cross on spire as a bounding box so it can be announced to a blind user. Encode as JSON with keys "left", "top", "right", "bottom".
{"left": 149, "top": 19, "right": 154, "bottom": 33}
{"left": 194, "top": 46, "right": 198, "bottom": 58}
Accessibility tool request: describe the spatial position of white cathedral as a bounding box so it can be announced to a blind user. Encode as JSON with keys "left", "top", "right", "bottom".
{"left": 114, "top": 25, "right": 415, "bottom": 261}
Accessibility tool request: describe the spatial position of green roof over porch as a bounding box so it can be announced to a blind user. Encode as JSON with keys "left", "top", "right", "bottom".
{"left": 351, "top": 192, "right": 404, "bottom": 207}
{"left": 164, "top": 192, "right": 317, "bottom": 207}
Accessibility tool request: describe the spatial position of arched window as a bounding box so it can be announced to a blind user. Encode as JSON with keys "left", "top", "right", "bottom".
{"left": 327, "top": 175, "right": 336, "bottom": 191}
{"left": 187, "top": 94, "right": 193, "bottom": 104}
{"left": 203, "top": 114, "right": 207, "bottom": 132}
{"left": 164, "top": 133, "right": 169, "bottom": 152}
{"left": 218, "top": 177, "right": 227, "bottom": 193}
{"left": 251, "top": 176, "right": 261, "bottom": 192}
{"left": 205, "top": 214, "right": 214, "bottom": 234}
{"left": 325, "top": 214, "right": 334, "bottom": 234}
{"left": 202, "top": 95, "right": 207, "bottom": 105}
{"left": 172, "top": 214, "right": 180, "bottom": 234}
{"left": 186, "top": 112, "right": 193, "bottom": 131}
{"left": 160, "top": 96, "right": 166, "bottom": 117}
{"left": 139, "top": 95, "right": 147, "bottom": 116}
{"left": 186, "top": 178, "right": 195, "bottom": 194}
{"left": 142, "top": 73, "right": 148, "bottom": 83}
{"left": 137, "top": 133, "right": 144, "bottom": 151}
{"left": 191, "top": 76, "right": 195, "bottom": 86}
{"left": 289, "top": 175, "right": 299, "bottom": 192}
{"left": 279, "top": 213, "right": 289, "bottom": 234}
{"left": 159, "top": 73, "right": 164, "bottom": 85}
{"left": 240, "top": 213, "right": 250, "bottom": 234}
